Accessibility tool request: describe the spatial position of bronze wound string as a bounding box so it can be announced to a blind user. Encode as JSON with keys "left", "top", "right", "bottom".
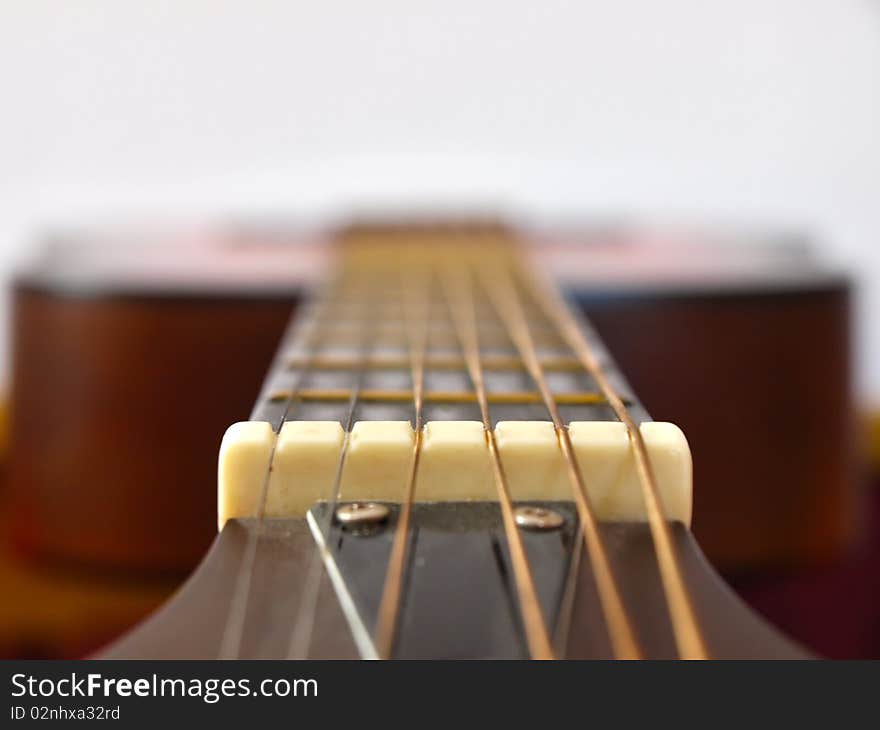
{"left": 442, "top": 258, "right": 555, "bottom": 660}
{"left": 518, "top": 258, "right": 709, "bottom": 660}
{"left": 373, "top": 259, "right": 432, "bottom": 659}
{"left": 286, "top": 260, "right": 385, "bottom": 659}
{"left": 478, "top": 263, "right": 642, "bottom": 660}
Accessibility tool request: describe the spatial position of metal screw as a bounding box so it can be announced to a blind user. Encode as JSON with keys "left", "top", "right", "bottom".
{"left": 514, "top": 505, "right": 564, "bottom": 530}
{"left": 335, "top": 502, "right": 390, "bottom": 526}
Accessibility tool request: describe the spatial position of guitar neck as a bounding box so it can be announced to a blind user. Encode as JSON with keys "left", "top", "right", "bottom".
{"left": 251, "top": 230, "right": 650, "bottom": 431}
{"left": 102, "top": 222, "right": 812, "bottom": 660}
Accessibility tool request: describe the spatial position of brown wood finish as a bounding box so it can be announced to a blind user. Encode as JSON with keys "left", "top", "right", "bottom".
{"left": 9, "top": 287, "right": 295, "bottom": 572}
{"left": 585, "top": 285, "right": 854, "bottom": 570}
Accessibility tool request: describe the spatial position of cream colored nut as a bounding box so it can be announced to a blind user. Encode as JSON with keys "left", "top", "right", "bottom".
{"left": 266, "top": 421, "right": 345, "bottom": 518}
{"left": 417, "top": 421, "right": 494, "bottom": 501}
{"left": 337, "top": 421, "right": 415, "bottom": 503}
{"left": 494, "top": 421, "right": 569, "bottom": 500}
{"left": 217, "top": 421, "right": 274, "bottom": 530}
{"left": 216, "top": 418, "right": 693, "bottom": 528}
{"left": 217, "top": 420, "right": 346, "bottom": 528}
{"left": 568, "top": 421, "right": 692, "bottom": 525}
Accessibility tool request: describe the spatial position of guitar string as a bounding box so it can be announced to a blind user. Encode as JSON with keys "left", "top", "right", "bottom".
{"left": 217, "top": 277, "right": 337, "bottom": 659}
{"left": 286, "top": 259, "right": 382, "bottom": 659}
{"left": 223, "top": 234, "right": 704, "bottom": 659}
{"left": 518, "top": 258, "right": 710, "bottom": 660}
{"left": 441, "top": 255, "right": 555, "bottom": 660}
{"left": 373, "top": 257, "right": 431, "bottom": 659}
{"left": 478, "top": 261, "right": 643, "bottom": 660}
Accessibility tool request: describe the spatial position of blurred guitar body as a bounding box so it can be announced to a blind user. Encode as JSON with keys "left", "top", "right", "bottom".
{"left": 2, "top": 220, "right": 855, "bottom": 656}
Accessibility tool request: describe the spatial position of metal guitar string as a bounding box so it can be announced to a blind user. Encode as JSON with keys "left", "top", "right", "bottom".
{"left": 441, "top": 258, "right": 555, "bottom": 660}
{"left": 221, "top": 232, "right": 706, "bottom": 659}
{"left": 373, "top": 258, "right": 431, "bottom": 659}
{"left": 217, "top": 277, "right": 336, "bottom": 659}
{"left": 286, "top": 260, "right": 380, "bottom": 659}
{"left": 518, "top": 256, "right": 710, "bottom": 660}
{"left": 478, "top": 261, "right": 642, "bottom": 659}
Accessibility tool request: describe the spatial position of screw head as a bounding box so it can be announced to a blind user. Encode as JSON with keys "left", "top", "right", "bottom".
{"left": 514, "top": 505, "right": 564, "bottom": 530}
{"left": 335, "top": 502, "right": 390, "bottom": 526}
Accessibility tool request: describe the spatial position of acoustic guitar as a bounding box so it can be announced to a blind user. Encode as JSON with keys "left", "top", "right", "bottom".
{"left": 9, "top": 220, "right": 851, "bottom": 580}
{"left": 16, "top": 219, "right": 837, "bottom": 659}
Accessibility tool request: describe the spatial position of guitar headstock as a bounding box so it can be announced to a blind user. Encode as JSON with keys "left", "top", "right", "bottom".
{"left": 101, "top": 509, "right": 809, "bottom": 659}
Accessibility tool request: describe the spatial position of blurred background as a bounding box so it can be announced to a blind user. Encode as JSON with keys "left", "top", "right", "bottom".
{"left": 0, "top": 1, "right": 878, "bottom": 657}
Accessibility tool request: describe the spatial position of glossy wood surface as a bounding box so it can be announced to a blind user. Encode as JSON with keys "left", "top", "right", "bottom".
{"left": 585, "top": 285, "right": 853, "bottom": 569}
{"left": 9, "top": 287, "right": 294, "bottom": 571}
{"left": 6, "top": 228, "right": 854, "bottom": 576}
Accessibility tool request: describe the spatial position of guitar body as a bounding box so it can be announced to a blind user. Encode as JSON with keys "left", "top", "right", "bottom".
{"left": 9, "top": 224, "right": 852, "bottom": 579}
{"left": 10, "top": 287, "right": 294, "bottom": 571}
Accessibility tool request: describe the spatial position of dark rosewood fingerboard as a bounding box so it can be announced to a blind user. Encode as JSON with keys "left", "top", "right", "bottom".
{"left": 251, "top": 233, "right": 648, "bottom": 430}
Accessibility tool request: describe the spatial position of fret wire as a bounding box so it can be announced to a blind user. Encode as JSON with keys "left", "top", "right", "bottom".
{"left": 374, "top": 263, "right": 431, "bottom": 659}
{"left": 266, "top": 388, "right": 615, "bottom": 406}
{"left": 287, "top": 354, "right": 587, "bottom": 372}
{"left": 218, "top": 283, "right": 335, "bottom": 660}
{"left": 442, "top": 262, "right": 555, "bottom": 661}
{"left": 479, "top": 265, "right": 642, "bottom": 660}
{"left": 286, "top": 274, "right": 382, "bottom": 659}
{"left": 519, "top": 261, "right": 710, "bottom": 660}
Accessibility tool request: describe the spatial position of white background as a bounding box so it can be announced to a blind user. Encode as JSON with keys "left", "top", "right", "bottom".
{"left": 1, "top": 1, "right": 878, "bottom": 394}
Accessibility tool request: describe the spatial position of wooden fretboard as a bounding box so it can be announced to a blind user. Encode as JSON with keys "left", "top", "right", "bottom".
{"left": 252, "top": 225, "right": 648, "bottom": 430}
